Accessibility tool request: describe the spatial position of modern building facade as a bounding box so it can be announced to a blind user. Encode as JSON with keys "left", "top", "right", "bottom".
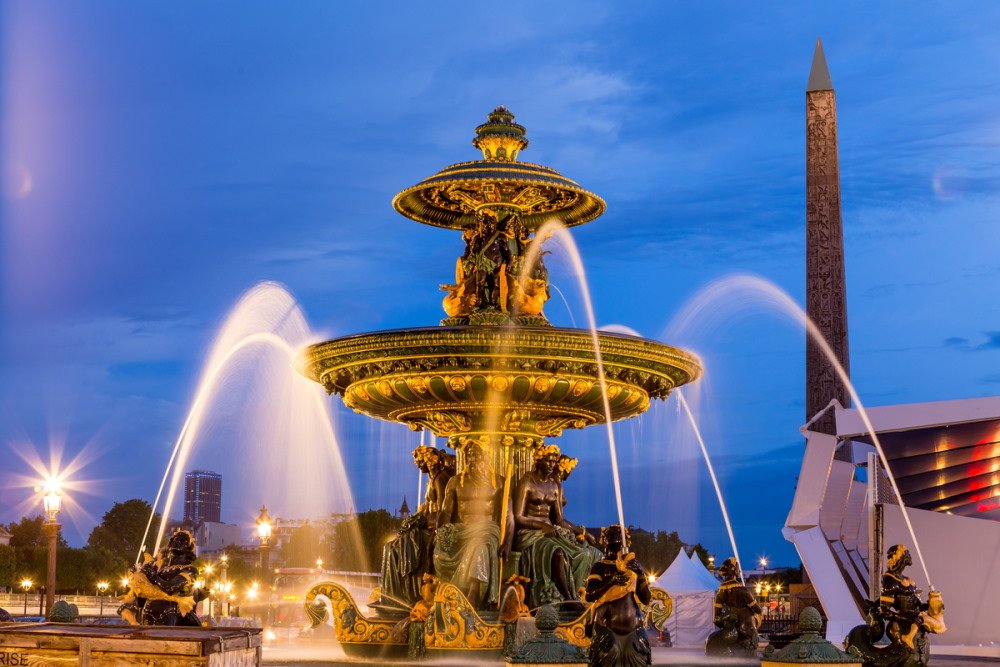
{"left": 183, "top": 470, "right": 222, "bottom": 525}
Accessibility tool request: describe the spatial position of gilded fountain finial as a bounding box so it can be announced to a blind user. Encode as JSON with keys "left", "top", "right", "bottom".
{"left": 473, "top": 105, "right": 528, "bottom": 162}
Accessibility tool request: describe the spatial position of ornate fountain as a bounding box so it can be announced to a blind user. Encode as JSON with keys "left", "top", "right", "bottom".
{"left": 299, "top": 106, "right": 698, "bottom": 659}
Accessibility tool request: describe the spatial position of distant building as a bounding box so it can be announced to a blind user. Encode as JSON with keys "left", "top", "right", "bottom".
{"left": 0, "top": 526, "right": 11, "bottom": 546}
{"left": 398, "top": 497, "right": 410, "bottom": 518}
{"left": 193, "top": 521, "right": 241, "bottom": 556}
{"left": 184, "top": 470, "right": 222, "bottom": 525}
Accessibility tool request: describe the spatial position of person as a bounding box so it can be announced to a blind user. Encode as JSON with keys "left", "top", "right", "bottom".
{"left": 513, "top": 444, "right": 601, "bottom": 606}
{"left": 584, "top": 525, "right": 652, "bottom": 667}
{"left": 433, "top": 440, "right": 507, "bottom": 607}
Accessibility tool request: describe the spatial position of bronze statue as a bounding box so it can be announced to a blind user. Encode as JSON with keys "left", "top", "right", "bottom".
{"left": 705, "top": 557, "right": 761, "bottom": 657}
{"left": 844, "top": 545, "right": 946, "bottom": 667}
{"left": 583, "top": 525, "right": 652, "bottom": 667}
{"left": 441, "top": 206, "right": 550, "bottom": 320}
{"left": 118, "top": 530, "right": 207, "bottom": 626}
{"left": 414, "top": 445, "right": 456, "bottom": 527}
{"left": 380, "top": 446, "right": 455, "bottom": 607}
{"left": 513, "top": 444, "right": 601, "bottom": 606}
{"left": 433, "top": 440, "right": 510, "bottom": 607}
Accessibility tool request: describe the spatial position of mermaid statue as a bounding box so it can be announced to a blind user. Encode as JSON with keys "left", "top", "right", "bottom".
{"left": 844, "top": 545, "right": 946, "bottom": 667}
{"left": 118, "top": 530, "right": 207, "bottom": 626}
{"left": 584, "top": 525, "right": 652, "bottom": 667}
{"left": 704, "top": 556, "right": 761, "bottom": 657}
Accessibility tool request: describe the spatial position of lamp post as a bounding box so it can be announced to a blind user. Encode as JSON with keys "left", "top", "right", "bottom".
{"left": 96, "top": 581, "right": 109, "bottom": 618}
{"left": 256, "top": 506, "right": 272, "bottom": 573}
{"left": 41, "top": 480, "right": 62, "bottom": 616}
{"left": 757, "top": 556, "right": 768, "bottom": 588}
{"left": 256, "top": 506, "right": 272, "bottom": 625}
{"left": 20, "top": 579, "right": 32, "bottom": 617}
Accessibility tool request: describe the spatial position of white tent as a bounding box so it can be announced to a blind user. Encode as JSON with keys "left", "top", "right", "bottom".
{"left": 651, "top": 550, "right": 718, "bottom": 648}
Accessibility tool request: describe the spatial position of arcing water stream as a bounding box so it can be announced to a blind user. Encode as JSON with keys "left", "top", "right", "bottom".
{"left": 594, "top": 320, "right": 746, "bottom": 584}
{"left": 521, "top": 219, "right": 645, "bottom": 553}
{"left": 666, "top": 273, "right": 933, "bottom": 588}
{"left": 139, "top": 282, "right": 360, "bottom": 562}
{"left": 519, "top": 219, "right": 932, "bottom": 587}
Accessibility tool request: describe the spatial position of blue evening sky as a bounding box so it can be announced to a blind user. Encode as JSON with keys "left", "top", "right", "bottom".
{"left": 2, "top": 2, "right": 999, "bottom": 566}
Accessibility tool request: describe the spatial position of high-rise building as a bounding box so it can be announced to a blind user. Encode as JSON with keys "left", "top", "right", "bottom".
{"left": 183, "top": 470, "right": 222, "bottom": 525}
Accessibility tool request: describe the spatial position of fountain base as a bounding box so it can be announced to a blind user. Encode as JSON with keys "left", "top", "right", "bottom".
{"left": 0, "top": 623, "right": 261, "bottom": 666}
{"left": 303, "top": 578, "right": 675, "bottom": 660}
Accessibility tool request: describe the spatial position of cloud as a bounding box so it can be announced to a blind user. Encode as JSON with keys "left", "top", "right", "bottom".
{"left": 942, "top": 333, "right": 1000, "bottom": 352}
{"left": 976, "top": 332, "right": 1000, "bottom": 351}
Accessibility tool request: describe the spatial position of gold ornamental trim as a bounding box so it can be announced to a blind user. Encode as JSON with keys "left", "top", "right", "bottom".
{"left": 299, "top": 326, "right": 701, "bottom": 438}
{"left": 304, "top": 581, "right": 404, "bottom": 647}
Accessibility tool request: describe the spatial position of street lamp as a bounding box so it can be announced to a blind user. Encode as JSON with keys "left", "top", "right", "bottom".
{"left": 315, "top": 557, "right": 323, "bottom": 571}
{"left": 256, "top": 506, "right": 273, "bottom": 626}
{"left": 757, "top": 556, "right": 768, "bottom": 588}
{"left": 20, "top": 579, "right": 32, "bottom": 616}
{"left": 220, "top": 552, "right": 229, "bottom": 586}
{"left": 96, "top": 581, "right": 109, "bottom": 617}
{"left": 256, "top": 506, "right": 272, "bottom": 572}
{"left": 41, "top": 477, "right": 62, "bottom": 616}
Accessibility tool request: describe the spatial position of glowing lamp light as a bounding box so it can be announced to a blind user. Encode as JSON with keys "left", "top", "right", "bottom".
{"left": 758, "top": 556, "right": 768, "bottom": 569}
{"left": 256, "top": 506, "right": 273, "bottom": 544}
{"left": 20, "top": 579, "right": 32, "bottom": 592}
{"left": 316, "top": 557, "right": 323, "bottom": 569}
{"left": 220, "top": 553, "right": 229, "bottom": 564}
{"left": 647, "top": 574, "right": 656, "bottom": 583}
{"left": 43, "top": 491, "right": 61, "bottom": 519}
{"left": 97, "top": 581, "right": 109, "bottom": 593}
{"left": 246, "top": 588, "right": 258, "bottom": 600}
{"left": 204, "top": 564, "right": 214, "bottom": 575}
{"left": 120, "top": 576, "right": 130, "bottom": 588}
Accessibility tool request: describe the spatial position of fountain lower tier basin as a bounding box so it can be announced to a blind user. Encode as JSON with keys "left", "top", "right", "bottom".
{"left": 300, "top": 326, "right": 701, "bottom": 439}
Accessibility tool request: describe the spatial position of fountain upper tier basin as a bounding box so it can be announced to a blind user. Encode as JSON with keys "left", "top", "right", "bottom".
{"left": 300, "top": 325, "right": 701, "bottom": 439}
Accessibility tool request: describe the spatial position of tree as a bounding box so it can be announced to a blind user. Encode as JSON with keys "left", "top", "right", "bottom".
{"left": 0, "top": 544, "right": 16, "bottom": 589}
{"left": 86, "top": 499, "right": 159, "bottom": 565}
{"left": 324, "top": 509, "right": 401, "bottom": 572}
{"left": 281, "top": 522, "right": 322, "bottom": 568}
{"left": 6, "top": 515, "right": 68, "bottom": 550}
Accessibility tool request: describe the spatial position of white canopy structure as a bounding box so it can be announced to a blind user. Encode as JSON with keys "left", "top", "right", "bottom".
{"left": 785, "top": 396, "right": 1000, "bottom": 656}
{"left": 652, "top": 550, "right": 718, "bottom": 647}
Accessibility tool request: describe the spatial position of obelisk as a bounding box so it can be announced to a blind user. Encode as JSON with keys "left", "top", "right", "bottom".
{"left": 806, "top": 38, "right": 850, "bottom": 432}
